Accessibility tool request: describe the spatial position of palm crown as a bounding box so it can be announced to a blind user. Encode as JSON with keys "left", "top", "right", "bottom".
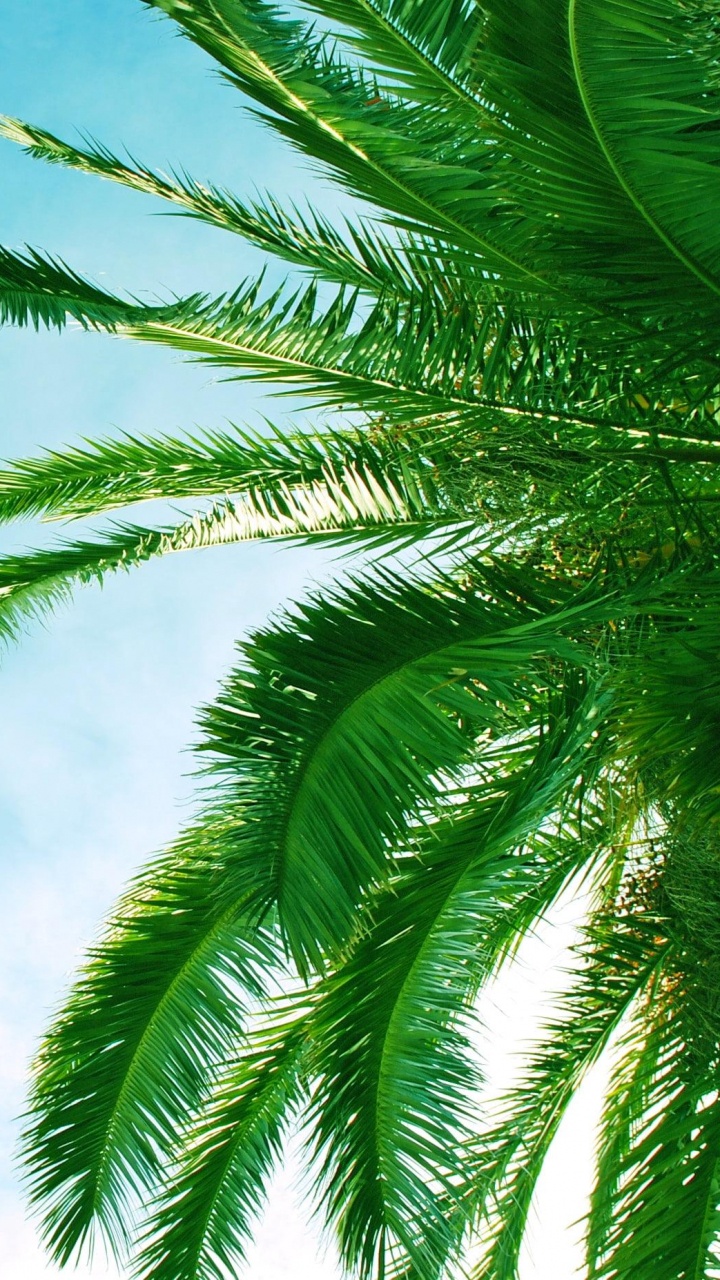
{"left": 2, "top": 2, "right": 720, "bottom": 1278}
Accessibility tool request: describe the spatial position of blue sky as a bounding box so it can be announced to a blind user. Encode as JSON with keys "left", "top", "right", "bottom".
{"left": 0, "top": 5, "right": 602, "bottom": 1277}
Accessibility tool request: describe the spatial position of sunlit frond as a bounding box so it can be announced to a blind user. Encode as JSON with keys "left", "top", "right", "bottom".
{"left": 0, "top": 115, "right": 427, "bottom": 297}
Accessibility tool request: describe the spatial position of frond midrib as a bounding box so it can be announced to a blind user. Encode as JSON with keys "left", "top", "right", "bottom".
{"left": 124, "top": 316, "right": 702, "bottom": 451}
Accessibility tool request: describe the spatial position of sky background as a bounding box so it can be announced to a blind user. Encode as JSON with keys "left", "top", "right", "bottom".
{"left": 0, "top": 5, "right": 604, "bottom": 1276}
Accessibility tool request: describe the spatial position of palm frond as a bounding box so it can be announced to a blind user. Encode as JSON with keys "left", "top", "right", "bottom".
{"left": 0, "top": 451, "right": 477, "bottom": 646}
{"left": 123, "top": 275, "right": 481, "bottom": 417}
{"left": 137, "top": 0, "right": 535, "bottom": 275}
{"left": 589, "top": 990, "right": 720, "bottom": 1280}
{"left": 0, "top": 243, "right": 185, "bottom": 332}
{"left": 307, "top": 679, "right": 610, "bottom": 1280}
{"left": 588, "top": 826, "right": 720, "bottom": 1279}
{"left": 0, "top": 405, "right": 718, "bottom": 588}
{"left": 0, "top": 423, "right": 446, "bottom": 524}
{"left": 141, "top": 0, "right": 607, "bottom": 308}
{"left": 0, "top": 507, "right": 282, "bottom": 644}
{"left": 22, "top": 826, "right": 284, "bottom": 1265}
{"left": 197, "top": 557, "right": 613, "bottom": 972}
{"left": 143, "top": 0, "right": 720, "bottom": 322}
{"left": 0, "top": 115, "right": 426, "bottom": 297}
{"left": 303, "top": 0, "right": 484, "bottom": 99}
{"left": 470, "top": 907, "right": 671, "bottom": 1280}
{"left": 569, "top": 0, "right": 720, "bottom": 301}
{"left": 119, "top": 273, "right": 720, "bottom": 478}
{"left": 137, "top": 1011, "right": 308, "bottom": 1280}
{"left": 116, "top": 274, "right": 678, "bottom": 435}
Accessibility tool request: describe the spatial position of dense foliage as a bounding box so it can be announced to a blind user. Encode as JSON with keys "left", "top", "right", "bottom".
{"left": 2, "top": 2, "right": 720, "bottom": 1277}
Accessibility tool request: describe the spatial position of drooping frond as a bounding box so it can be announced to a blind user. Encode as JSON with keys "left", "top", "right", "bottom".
{"left": 469, "top": 906, "right": 671, "bottom": 1280}
{"left": 588, "top": 827, "right": 720, "bottom": 1280}
{"left": 197, "top": 555, "right": 620, "bottom": 972}
{"left": 141, "top": 0, "right": 632, "bottom": 316}
{"left": 307, "top": 679, "right": 610, "bottom": 1280}
{"left": 0, "top": 506, "right": 310, "bottom": 644}
{"left": 141, "top": 0, "right": 567, "bottom": 300}
{"left": 22, "top": 824, "right": 284, "bottom": 1265}
{"left": 136, "top": 1009, "right": 309, "bottom": 1280}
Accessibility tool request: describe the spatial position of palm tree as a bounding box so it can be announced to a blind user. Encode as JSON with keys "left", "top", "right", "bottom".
{"left": 2, "top": 1, "right": 720, "bottom": 1277}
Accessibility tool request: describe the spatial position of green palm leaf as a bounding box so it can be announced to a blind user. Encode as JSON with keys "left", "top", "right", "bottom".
{"left": 470, "top": 907, "right": 671, "bottom": 1280}
{"left": 0, "top": 116, "right": 427, "bottom": 298}
{"left": 117, "top": 276, "right": 661, "bottom": 427}
{"left": 590, "top": 994, "right": 720, "bottom": 1280}
{"left": 303, "top": 0, "right": 484, "bottom": 99}
{"left": 141, "top": 0, "right": 557, "bottom": 293}
{"left": 0, "top": 243, "right": 186, "bottom": 332}
{"left": 115, "top": 274, "right": 720, "bottom": 470}
{"left": 142, "top": 0, "right": 720, "bottom": 322}
{"left": 588, "top": 828, "right": 720, "bottom": 1279}
{"left": 198, "top": 558, "right": 611, "bottom": 970}
{"left": 23, "top": 824, "right": 283, "bottom": 1264}
{"left": 569, "top": 0, "right": 720, "bottom": 301}
{"left": 137, "top": 1011, "right": 308, "bottom": 1280}
{"left": 0, "top": 435, "right": 477, "bottom": 644}
{"left": 0, "top": 423, "right": 445, "bottom": 523}
{"left": 307, "top": 681, "right": 608, "bottom": 1280}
